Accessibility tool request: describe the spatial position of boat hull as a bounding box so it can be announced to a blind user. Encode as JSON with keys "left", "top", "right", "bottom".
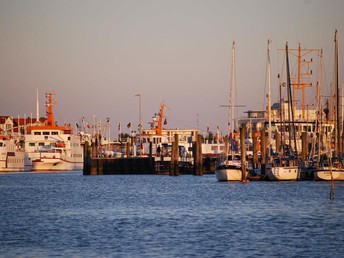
{"left": 267, "top": 166, "right": 299, "bottom": 181}
{"left": 215, "top": 166, "right": 242, "bottom": 181}
{"left": 31, "top": 157, "right": 83, "bottom": 171}
{"left": 314, "top": 167, "right": 344, "bottom": 181}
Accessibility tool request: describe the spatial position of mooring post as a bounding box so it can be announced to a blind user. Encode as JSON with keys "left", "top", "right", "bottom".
{"left": 198, "top": 134, "right": 203, "bottom": 175}
{"left": 260, "top": 129, "right": 266, "bottom": 176}
{"left": 240, "top": 127, "right": 248, "bottom": 182}
{"left": 253, "top": 131, "right": 258, "bottom": 170}
{"left": 170, "top": 134, "right": 179, "bottom": 176}
{"left": 193, "top": 134, "right": 203, "bottom": 175}
{"left": 126, "top": 141, "right": 130, "bottom": 157}
{"left": 83, "top": 141, "right": 90, "bottom": 175}
{"left": 301, "top": 132, "right": 308, "bottom": 161}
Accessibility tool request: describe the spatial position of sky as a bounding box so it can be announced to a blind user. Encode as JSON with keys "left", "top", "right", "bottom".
{"left": 1, "top": 0, "right": 343, "bottom": 139}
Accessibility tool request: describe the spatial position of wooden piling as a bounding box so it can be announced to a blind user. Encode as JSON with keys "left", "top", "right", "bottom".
{"left": 193, "top": 134, "right": 203, "bottom": 175}
{"left": 126, "top": 141, "right": 130, "bottom": 157}
{"left": 198, "top": 135, "right": 203, "bottom": 175}
{"left": 240, "top": 127, "right": 248, "bottom": 182}
{"left": 170, "top": 134, "right": 179, "bottom": 176}
{"left": 83, "top": 141, "right": 91, "bottom": 175}
{"left": 301, "top": 132, "right": 308, "bottom": 160}
{"left": 253, "top": 131, "right": 258, "bottom": 169}
{"left": 260, "top": 129, "right": 266, "bottom": 175}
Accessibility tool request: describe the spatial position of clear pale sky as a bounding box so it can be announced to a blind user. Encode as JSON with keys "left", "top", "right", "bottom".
{"left": 1, "top": 0, "right": 343, "bottom": 138}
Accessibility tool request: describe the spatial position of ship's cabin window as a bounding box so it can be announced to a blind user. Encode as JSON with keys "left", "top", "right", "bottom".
{"left": 29, "top": 143, "right": 35, "bottom": 146}
{"left": 0, "top": 142, "right": 3, "bottom": 147}
{"left": 68, "top": 137, "right": 71, "bottom": 141}
{"left": 38, "top": 142, "right": 45, "bottom": 146}
{"left": 51, "top": 131, "right": 58, "bottom": 135}
{"left": 43, "top": 132, "right": 50, "bottom": 135}
{"left": 34, "top": 132, "right": 41, "bottom": 135}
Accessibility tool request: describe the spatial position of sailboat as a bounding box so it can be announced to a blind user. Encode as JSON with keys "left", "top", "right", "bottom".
{"left": 266, "top": 41, "right": 299, "bottom": 181}
{"left": 314, "top": 30, "right": 344, "bottom": 181}
{"left": 215, "top": 41, "right": 243, "bottom": 181}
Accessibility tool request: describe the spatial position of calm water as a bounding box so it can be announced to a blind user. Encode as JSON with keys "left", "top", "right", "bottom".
{"left": 0, "top": 172, "right": 344, "bottom": 257}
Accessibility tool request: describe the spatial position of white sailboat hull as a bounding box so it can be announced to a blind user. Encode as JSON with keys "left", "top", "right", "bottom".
{"left": 267, "top": 166, "right": 299, "bottom": 181}
{"left": 215, "top": 167, "right": 242, "bottom": 181}
{"left": 314, "top": 167, "right": 344, "bottom": 181}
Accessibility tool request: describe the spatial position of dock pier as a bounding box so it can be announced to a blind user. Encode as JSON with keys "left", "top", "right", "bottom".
{"left": 83, "top": 134, "right": 204, "bottom": 176}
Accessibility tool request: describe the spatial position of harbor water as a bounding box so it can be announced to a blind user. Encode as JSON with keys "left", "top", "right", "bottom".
{"left": 1, "top": 172, "right": 344, "bottom": 257}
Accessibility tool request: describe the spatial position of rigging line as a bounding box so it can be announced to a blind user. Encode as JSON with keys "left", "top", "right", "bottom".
{"left": 167, "top": 117, "right": 198, "bottom": 128}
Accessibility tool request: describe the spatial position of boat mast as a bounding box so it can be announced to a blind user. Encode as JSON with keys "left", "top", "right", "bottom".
{"left": 267, "top": 39, "right": 272, "bottom": 157}
{"left": 228, "top": 41, "right": 235, "bottom": 158}
{"left": 229, "top": 41, "right": 235, "bottom": 137}
{"left": 286, "top": 42, "right": 298, "bottom": 155}
{"left": 316, "top": 49, "right": 323, "bottom": 162}
{"left": 334, "top": 30, "right": 341, "bottom": 158}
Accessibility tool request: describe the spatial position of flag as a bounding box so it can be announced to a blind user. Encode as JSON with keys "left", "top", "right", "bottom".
{"left": 207, "top": 125, "right": 210, "bottom": 133}
{"left": 76, "top": 123, "right": 79, "bottom": 128}
{"left": 127, "top": 122, "right": 131, "bottom": 128}
{"left": 86, "top": 123, "right": 90, "bottom": 129}
{"left": 118, "top": 122, "right": 121, "bottom": 131}
{"left": 164, "top": 118, "right": 167, "bottom": 125}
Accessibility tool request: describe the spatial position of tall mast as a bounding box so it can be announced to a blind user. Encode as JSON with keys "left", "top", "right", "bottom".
{"left": 267, "top": 39, "right": 272, "bottom": 155}
{"left": 286, "top": 42, "right": 297, "bottom": 154}
{"left": 334, "top": 29, "right": 341, "bottom": 157}
{"left": 316, "top": 49, "right": 323, "bottom": 162}
{"left": 229, "top": 41, "right": 235, "bottom": 136}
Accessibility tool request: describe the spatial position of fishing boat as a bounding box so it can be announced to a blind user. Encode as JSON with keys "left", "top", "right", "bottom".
{"left": 314, "top": 30, "right": 344, "bottom": 181}
{"left": 24, "top": 92, "right": 83, "bottom": 171}
{"left": 215, "top": 41, "right": 243, "bottom": 181}
{"left": 266, "top": 41, "right": 299, "bottom": 181}
{"left": 0, "top": 136, "right": 26, "bottom": 172}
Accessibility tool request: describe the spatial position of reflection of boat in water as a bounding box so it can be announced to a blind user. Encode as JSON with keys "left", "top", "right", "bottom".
{"left": 25, "top": 92, "right": 83, "bottom": 171}
{"left": 0, "top": 136, "right": 26, "bottom": 172}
